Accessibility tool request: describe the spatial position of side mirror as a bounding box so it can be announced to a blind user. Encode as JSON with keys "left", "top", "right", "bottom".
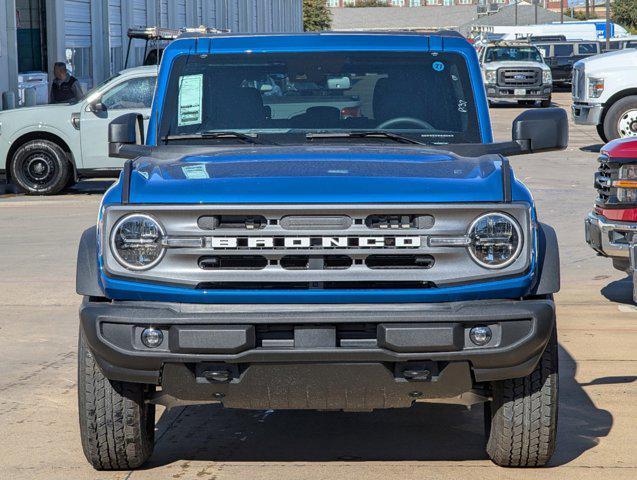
{"left": 260, "top": 83, "right": 273, "bottom": 93}
{"left": 90, "top": 102, "right": 107, "bottom": 113}
{"left": 512, "top": 108, "right": 568, "bottom": 153}
{"left": 108, "top": 113, "right": 146, "bottom": 159}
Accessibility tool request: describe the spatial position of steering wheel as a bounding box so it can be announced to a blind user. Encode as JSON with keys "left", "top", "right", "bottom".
{"left": 377, "top": 117, "right": 433, "bottom": 130}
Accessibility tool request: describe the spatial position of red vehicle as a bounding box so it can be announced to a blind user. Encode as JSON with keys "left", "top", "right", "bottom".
{"left": 585, "top": 138, "right": 637, "bottom": 300}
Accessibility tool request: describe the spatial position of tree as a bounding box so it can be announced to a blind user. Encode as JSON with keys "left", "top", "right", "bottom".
{"left": 303, "top": 0, "right": 332, "bottom": 31}
{"left": 612, "top": 0, "right": 637, "bottom": 32}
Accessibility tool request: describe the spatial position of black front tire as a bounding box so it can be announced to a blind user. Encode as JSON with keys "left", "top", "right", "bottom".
{"left": 540, "top": 98, "right": 551, "bottom": 108}
{"left": 78, "top": 330, "right": 155, "bottom": 470}
{"left": 9, "top": 139, "right": 71, "bottom": 195}
{"left": 603, "top": 95, "right": 637, "bottom": 141}
{"left": 484, "top": 328, "right": 559, "bottom": 467}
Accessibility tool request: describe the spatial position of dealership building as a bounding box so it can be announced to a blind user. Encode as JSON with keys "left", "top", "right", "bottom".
{"left": 0, "top": 0, "right": 302, "bottom": 106}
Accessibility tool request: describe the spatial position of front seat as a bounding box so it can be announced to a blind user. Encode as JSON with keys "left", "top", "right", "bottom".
{"left": 373, "top": 76, "right": 429, "bottom": 127}
{"left": 209, "top": 87, "right": 267, "bottom": 129}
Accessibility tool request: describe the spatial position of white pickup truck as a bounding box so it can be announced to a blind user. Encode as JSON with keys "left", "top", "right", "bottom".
{"left": 572, "top": 49, "right": 637, "bottom": 141}
{"left": 0, "top": 66, "right": 157, "bottom": 195}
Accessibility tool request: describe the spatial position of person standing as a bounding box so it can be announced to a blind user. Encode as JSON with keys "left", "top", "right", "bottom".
{"left": 49, "top": 62, "right": 84, "bottom": 104}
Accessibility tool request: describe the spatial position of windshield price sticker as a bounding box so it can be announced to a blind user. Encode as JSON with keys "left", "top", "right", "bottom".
{"left": 181, "top": 164, "right": 210, "bottom": 179}
{"left": 178, "top": 74, "right": 204, "bottom": 126}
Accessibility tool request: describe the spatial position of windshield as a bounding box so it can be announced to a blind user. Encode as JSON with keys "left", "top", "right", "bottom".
{"left": 484, "top": 46, "right": 543, "bottom": 63}
{"left": 159, "top": 51, "right": 480, "bottom": 144}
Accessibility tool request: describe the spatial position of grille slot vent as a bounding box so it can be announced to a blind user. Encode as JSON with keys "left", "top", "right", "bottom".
{"left": 366, "top": 255, "right": 435, "bottom": 270}
{"left": 198, "top": 215, "right": 267, "bottom": 230}
{"left": 198, "top": 255, "right": 268, "bottom": 270}
{"left": 366, "top": 214, "right": 434, "bottom": 229}
{"left": 280, "top": 215, "right": 352, "bottom": 230}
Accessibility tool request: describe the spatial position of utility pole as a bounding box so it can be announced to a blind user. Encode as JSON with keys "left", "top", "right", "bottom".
{"left": 515, "top": 0, "right": 518, "bottom": 26}
{"left": 534, "top": 0, "right": 538, "bottom": 24}
{"left": 585, "top": 0, "right": 590, "bottom": 18}
{"left": 560, "top": 0, "right": 564, "bottom": 24}
{"left": 605, "top": 0, "right": 611, "bottom": 50}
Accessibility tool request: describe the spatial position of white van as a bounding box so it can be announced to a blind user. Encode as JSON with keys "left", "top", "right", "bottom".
{"left": 494, "top": 23, "right": 599, "bottom": 41}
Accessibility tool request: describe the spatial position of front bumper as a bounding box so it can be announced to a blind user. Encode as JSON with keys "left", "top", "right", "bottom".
{"left": 572, "top": 102, "right": 604, "bottom": 126}
{"left": 585, "top": 211, "right": 637, "bottom": 260}
{"left": 486, "top": 85, "right": 551, "bottom": 101}
{"left": 80, "top": 297, "right": 555, "bottom": 409}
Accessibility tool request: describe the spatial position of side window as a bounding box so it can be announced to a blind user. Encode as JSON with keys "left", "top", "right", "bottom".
{"left": 554, "top": 44, "right": 573, "bottom": 57}
{"left": 577, "top": 43, "right": 598, "bottom": 55}
{"left": 101, "top": 76, "right": 156, "bottom": 110}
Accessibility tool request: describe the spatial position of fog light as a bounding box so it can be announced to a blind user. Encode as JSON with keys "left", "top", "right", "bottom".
{"left": 469, "top": 326, "right": 492, "bottom": 346}
{"left": 141, "top": 328, "right": 163, "bottom": 348}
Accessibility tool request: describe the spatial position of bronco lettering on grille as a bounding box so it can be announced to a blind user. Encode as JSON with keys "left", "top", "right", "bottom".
{"left": 208, "top": 236, "right": 422, "bottom": 249}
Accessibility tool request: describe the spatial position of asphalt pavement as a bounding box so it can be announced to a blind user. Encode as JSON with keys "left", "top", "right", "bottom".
{"left": 0, "top": 92, "right": 635, "bottom": 480}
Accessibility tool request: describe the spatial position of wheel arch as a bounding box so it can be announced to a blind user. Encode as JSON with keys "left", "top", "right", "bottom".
{"left": 531, "top": 222, "right": 560, "bottom": 296}
{"left": 600, "top": 88, "right": 637, "bottom": 126}
{"left": 77, "top": 226, "right": 105, "bottom": 298}
{"left": 5, "top": 131, "right": 78, "bottom": 183}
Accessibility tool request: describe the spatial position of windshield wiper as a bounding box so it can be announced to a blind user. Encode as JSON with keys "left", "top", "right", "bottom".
{"left": 162, "top": 131, "right": 269, "bottom": 144}
{"left": 306, "top": 131, "right": 427, "bottom": 145}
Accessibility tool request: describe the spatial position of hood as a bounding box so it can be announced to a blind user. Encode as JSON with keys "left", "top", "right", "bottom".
{"left": 483, "top": 61, "right": 548, "bottom": 71}
{"left": 127, "top": 146, "right": 507, "bottom": 204}
{"left": 575, "top": 49, "right": 637, "bottom": 73}
{"left": 0, "top": 102, "right": 76, "bottom": 118}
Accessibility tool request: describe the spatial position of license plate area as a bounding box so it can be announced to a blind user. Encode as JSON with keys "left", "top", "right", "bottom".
{"left": 514, "top": 88, "right": 527, "bottom": 96}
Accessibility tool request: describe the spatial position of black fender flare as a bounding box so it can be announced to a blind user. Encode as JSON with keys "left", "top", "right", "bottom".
{"left": 531, "top": 222, "right": 560, "bottom": 296}
{"left": 76, "top": 226, "right": 104, "bottom": 297}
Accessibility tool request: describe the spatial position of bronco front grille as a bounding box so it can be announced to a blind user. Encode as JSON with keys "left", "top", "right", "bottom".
{"left": 102, "top": 204, "right": 532, "bottom": 289}
{"left": 497, "top": 68, "right": 541, "bottom": 87}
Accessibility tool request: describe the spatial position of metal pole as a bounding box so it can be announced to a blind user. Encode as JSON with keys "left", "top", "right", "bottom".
{"left": 534, "top": 1, "right": 538, "bottom": 24}
{"left": 605, "top": 0, "right": 611, "bottom": 50}
{"left": 561, "top": 0, "right": 564, "bottom": 24}
{"left": 515, "top": 0, "right": 518, "bottom": 26}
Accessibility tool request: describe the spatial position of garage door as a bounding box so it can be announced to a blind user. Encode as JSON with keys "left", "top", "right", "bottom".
{"left": 132, "top": 0, "right": 147, "bottom": 27}
{"left": 130, "top": 0, "right": 147, "bottom": 66}
{"left": 109, "top": 0, "right": 123, "bottom": 74}
{"left": 196, "top": 0, "right": 203, "bottom": 26}
{"left": 176, "top": 0, "right": 187, "bottom": 28}
{"left": 64, "top": 0, "right": 92, "bottom": 86}
{"left": 160, "top": 0, "right": 169, "bottom": 27}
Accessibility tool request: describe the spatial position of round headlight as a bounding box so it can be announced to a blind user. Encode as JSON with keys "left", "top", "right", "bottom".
{"left": 468, "top": 213, "right": 522, "bottom": 269}
{"left": 110, "top": 214, "right": 165, "bottom": 270}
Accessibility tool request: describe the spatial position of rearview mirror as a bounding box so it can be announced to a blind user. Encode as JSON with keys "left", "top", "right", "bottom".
{"left": 327, "top": 76, "right": 351, "bottom": 90}
{"left": 512, "top": 108, "right": 568, "bottom": 153}
{"left": 108, "top": 113, "right": 146, "bottom": 159}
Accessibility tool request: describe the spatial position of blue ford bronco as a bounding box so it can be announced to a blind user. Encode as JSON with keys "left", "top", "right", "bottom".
{"left": 76, "top": 32, "right": 567, "bottom": 469}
